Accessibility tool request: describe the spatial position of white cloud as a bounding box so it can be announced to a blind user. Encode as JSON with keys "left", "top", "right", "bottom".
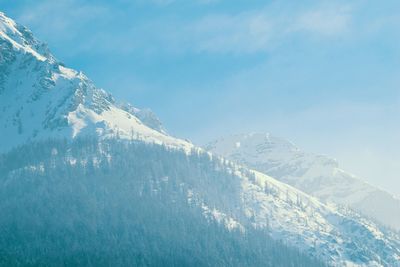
{"left": 172, "top": 3, "right": 353, "bottom": 54}
{"left": 17, "top": 0, "right": 109, "bottom": 41}
{"left": 14, "top": 0, "right": 354, "bottom": 56}
{"left": 188, "top": 12, "right": 274, "bottom": 53}
{"left": 292, "top": 5, "right": 352, "bottom": 36}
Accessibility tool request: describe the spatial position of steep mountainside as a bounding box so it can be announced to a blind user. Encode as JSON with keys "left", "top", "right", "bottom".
{"left": 1, "top": 12, "right": 400, "bottom": 266}
{"left": 206, "top": 133, "right": 400, "bottom": 231}
{"left": 0, "top": 12, "right": 189, "bottom": 153}
{"left": 2, "top": 138, "right": 400, "bottom": 266}
{"left": 0, "top": 139, "right": 329, "bottom": 267}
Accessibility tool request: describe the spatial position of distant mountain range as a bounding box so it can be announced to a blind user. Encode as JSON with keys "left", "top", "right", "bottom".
{"left": 206, "top": 133, "right": 400, "bottom": 231}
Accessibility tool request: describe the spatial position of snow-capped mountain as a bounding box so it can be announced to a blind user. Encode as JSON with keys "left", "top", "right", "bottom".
{"left": 1, "top": 12, "right": 400, "bottom": 266}
{"left": 0, "top": 12, "right": 190, "bottom": 153}
{"left": 206, "top": 133, "right": 400, "bottom": 231}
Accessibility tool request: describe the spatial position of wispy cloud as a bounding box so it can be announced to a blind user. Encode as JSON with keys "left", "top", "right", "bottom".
{"left": 17, "top": 0, "right": 110, "bottom": 41}
{"left": 14, "top": 0, "right": 353, "bottom": 56}
{"left": 292, "top": 4, "right": 352, "bottom": 37}
{"left": 188, "top": 12, "right": 274, "bottom": 53}
{"left": 162, "top": 3, "right": 353, "bottom": 54}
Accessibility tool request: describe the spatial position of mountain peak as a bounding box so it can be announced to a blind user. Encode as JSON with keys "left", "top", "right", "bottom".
{"left": 0, "top": 12, "right": 54, "bottom": 63}
{"left": 206, "top": 132, "right": 308, "bottom": 166}
{"left": 206, "top": 132, "right": 400, "bottom": 231}
{"left": 0, "top": 12, "right": 19, "bottom": 35}
{"left": 0, "top": 12, "right": 191, "bottom": 153}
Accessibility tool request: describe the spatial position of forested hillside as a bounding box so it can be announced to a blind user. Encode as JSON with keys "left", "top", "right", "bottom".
{"left": 0, "top": 138, "right": 326, "bottom": 267}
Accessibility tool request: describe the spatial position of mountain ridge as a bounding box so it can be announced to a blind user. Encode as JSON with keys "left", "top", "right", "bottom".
{"left": 1, "top": 12, "right": 400, "bottom": 266}
{"left": 0, "top": 11, "right": 190, "bottom": 153}
{"left": 206, "top": 132, "right": 400, "bottom": 231}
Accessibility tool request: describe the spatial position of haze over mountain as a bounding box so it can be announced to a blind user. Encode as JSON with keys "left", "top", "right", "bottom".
{"left": 1, "top": 11, "right": 400, "bottom": 267}
{"left": 2, "top": 0, "right": 399, "bottom": 198}
{"left": 206, "top": 133, "right": 400, "bottom": 231}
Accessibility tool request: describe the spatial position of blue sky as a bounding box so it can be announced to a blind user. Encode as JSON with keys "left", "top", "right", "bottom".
{"left": 1, "top": 0, "right": 400, "bottom": 196}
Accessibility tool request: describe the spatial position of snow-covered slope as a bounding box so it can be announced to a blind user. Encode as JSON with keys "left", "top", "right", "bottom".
{"left": 234, "top": 167, "right": 400, "bottom": 266}
{"left": 1, "top": 12, "right": 400, "bottom": 266}
{"left": 0, "top": 12, "right": 190, "bottom": 153}
{"left": 206, "top": 133, "right": 400, "bottom": 231}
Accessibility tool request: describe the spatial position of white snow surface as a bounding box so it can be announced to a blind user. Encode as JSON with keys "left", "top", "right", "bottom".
{"left": 237, "top": 168, "right": 400, "bottom": 266}
{"left": 1, "top": 12, "right": 400, "bottom": 266}
{"left": 206, "top": 133, "right": 400, "bottom": 231}
{"left": 0, "top": 12, "right": 192, "bottom": 153}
